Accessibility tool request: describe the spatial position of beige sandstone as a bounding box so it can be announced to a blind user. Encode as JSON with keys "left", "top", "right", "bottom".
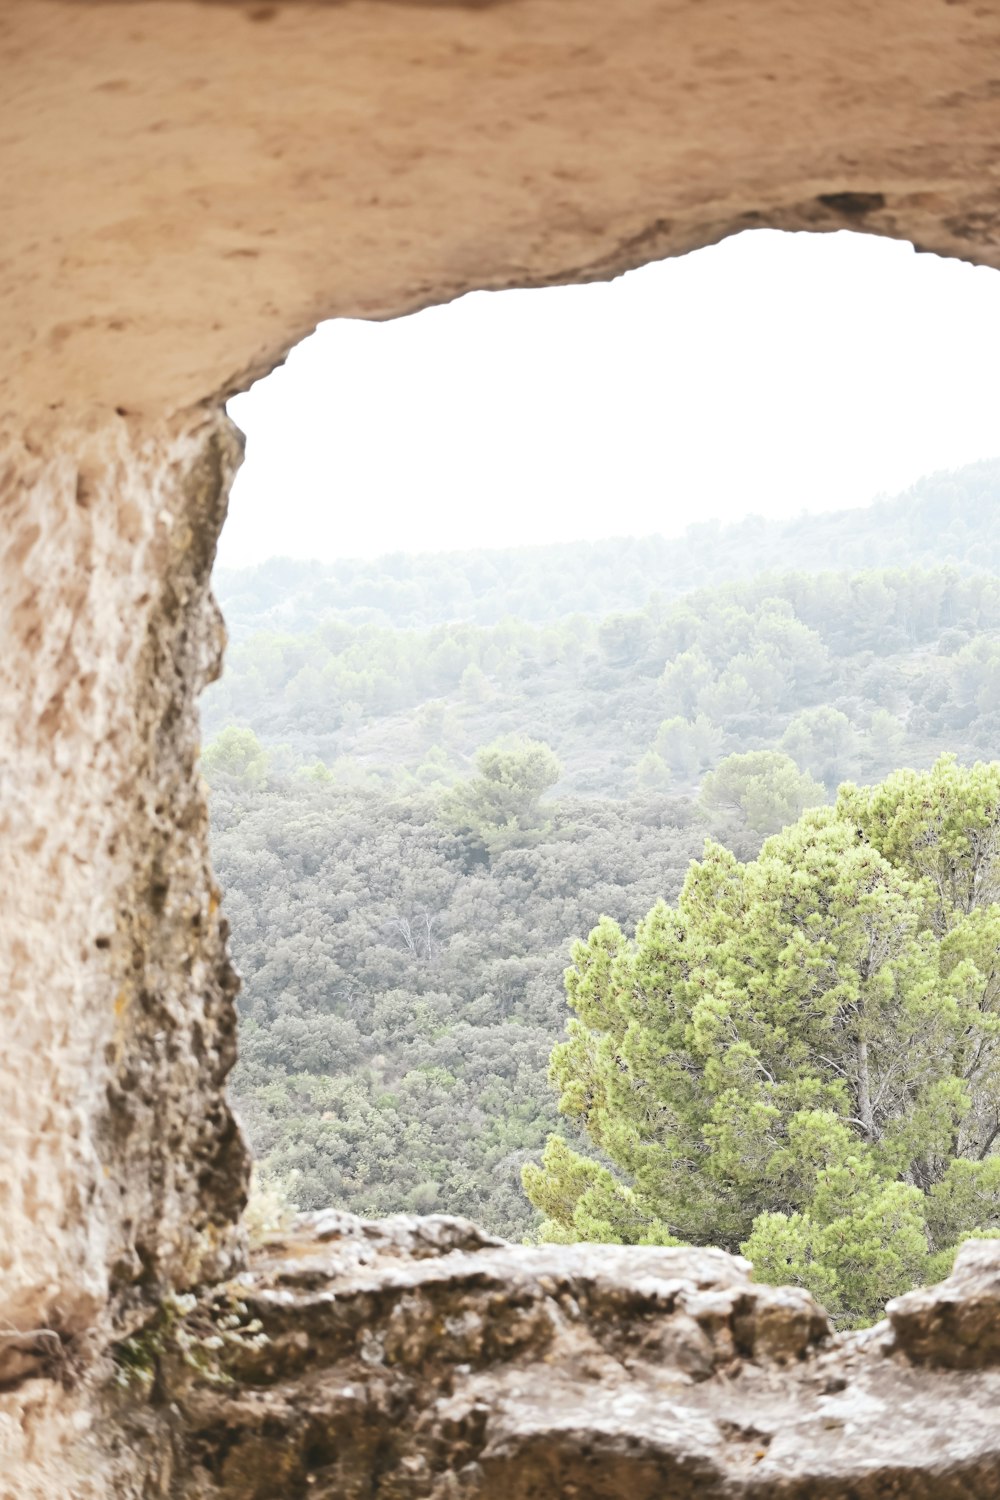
{"left": 3, "top": 0, "right": 1000, "bottom": 424}
{"left": 2, "top": 1, "right": 1000, "bottom": 1494}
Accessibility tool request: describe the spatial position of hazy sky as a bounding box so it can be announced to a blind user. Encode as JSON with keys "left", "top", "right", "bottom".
{"left": 220, "top": 229, "right": 1000, "bottom": 568}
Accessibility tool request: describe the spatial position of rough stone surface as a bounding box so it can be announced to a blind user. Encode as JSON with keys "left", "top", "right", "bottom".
{"left": 4, "top": 0, "right": 1000, "bottom": 425}
{"left": 0, "top": 412, "right": 249, "bottom": 1477}
{"left": 125, "top": 1215, "right": 1000, "bottom": 1498}
{"left": 887, "top": 1236, "right": 1000, "bottom": 1369}
{"left": 4, "top": 2, "right": 1000, "bottom": 1495}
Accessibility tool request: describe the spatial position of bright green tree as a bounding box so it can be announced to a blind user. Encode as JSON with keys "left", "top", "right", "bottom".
{"left": 524, "top": 758, "right": 1000, "bottom": 1325}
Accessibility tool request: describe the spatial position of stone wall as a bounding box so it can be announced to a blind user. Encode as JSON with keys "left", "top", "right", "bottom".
{"left": 3, "top": 2, "right": 1000, "bottom": 1495}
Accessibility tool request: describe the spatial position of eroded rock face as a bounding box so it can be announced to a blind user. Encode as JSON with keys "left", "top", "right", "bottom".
{"left": 0, "top": 411, "right": 249, "bottom": 1388}
{"left": 113, "top": 1214, "right": 1000, "bottom": 1499}
{"left": 888, "top": 1237, "right": 1000, "bottom": 1370}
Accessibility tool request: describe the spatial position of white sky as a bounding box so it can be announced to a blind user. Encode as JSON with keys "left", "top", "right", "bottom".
{"left": 220, "top": 229, "right": 1000, "bottom": 568}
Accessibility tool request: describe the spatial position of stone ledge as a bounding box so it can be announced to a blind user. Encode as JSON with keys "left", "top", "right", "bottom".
{"left": 130, "top": 1215, "right": 1000, "bottom": 1499}
{"left": 887, "top": 1237, "right": 1000, "bottom": 1369}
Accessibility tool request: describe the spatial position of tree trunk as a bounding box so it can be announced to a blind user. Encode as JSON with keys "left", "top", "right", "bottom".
{"left": 857, "top": 1036, "right": 875, "bottom": 1139}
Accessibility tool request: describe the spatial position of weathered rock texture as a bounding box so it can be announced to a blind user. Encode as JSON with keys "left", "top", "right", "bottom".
{"left": 3, "top": 0, "right": 1000, "bottom": 1495}
{"left": 0, "top": 412, "right": 248, "bottom": 1367}
{"left": 126, "top": 1214, "right": 1000, "bottom": 1498}
{"left": 0, "top": 412, "right": 250, "bottom": 1497}
{"left": 5, "top": 0, "right": 1000, "bottom": 425}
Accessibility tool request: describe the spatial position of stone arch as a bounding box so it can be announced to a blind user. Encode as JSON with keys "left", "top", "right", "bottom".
{"left": 3, "top": 3, "right": 1000, "bottom": 1493}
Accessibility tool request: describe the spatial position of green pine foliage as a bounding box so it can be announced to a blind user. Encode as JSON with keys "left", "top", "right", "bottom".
{"left": 441, "top": 737, "right": 563, "bottom": 854}
{"left": 523, "top": 758, "right": 1000, "bottom": 1325}
{"left": 699, "top": 751, "right": 824, "bottom": 836}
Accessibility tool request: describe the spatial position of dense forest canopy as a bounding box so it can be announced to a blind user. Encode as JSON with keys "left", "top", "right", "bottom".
{"left": 205, "top": 460, "right": 1000, "bottom": 1259}
{"left": 214, "top": 773, "right": 716, "bottom": 1234}
{"left": 205, "top": 564, "right": 1000, "bottom": 797}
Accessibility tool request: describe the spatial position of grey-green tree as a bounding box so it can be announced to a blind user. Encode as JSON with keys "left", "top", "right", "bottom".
{"left": 442, "top": 736, "right": 563, "bottom": 854}
{"left": 699, "top": 750, "right": 825, "bottom": 836}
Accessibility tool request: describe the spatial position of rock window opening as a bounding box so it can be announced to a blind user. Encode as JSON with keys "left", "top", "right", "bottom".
{"left": 202, "top": 229, "right": 1000, "bottom": 1293}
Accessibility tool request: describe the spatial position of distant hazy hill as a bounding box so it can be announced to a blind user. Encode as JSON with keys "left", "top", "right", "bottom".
{"left": 216, "top": 458, "right": 1000, "bottom": 639}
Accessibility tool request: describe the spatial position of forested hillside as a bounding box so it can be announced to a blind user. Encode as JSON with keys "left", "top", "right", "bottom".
{"left": 206, "top": 461, "right": 1000, "bottom": 1243}
{"left": 205, "top": 566, "right": 1000, "bottom": 795}
{"left": 214, "top": 775, "right": 718, "bottom": 1236}
{"left": 216, "top": 458, "right": 1000, "bottom": 636}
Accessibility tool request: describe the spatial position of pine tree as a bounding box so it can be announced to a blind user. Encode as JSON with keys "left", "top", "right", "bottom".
{"left": 524, "top": 758, "right": 1000, "bottom": 1325}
